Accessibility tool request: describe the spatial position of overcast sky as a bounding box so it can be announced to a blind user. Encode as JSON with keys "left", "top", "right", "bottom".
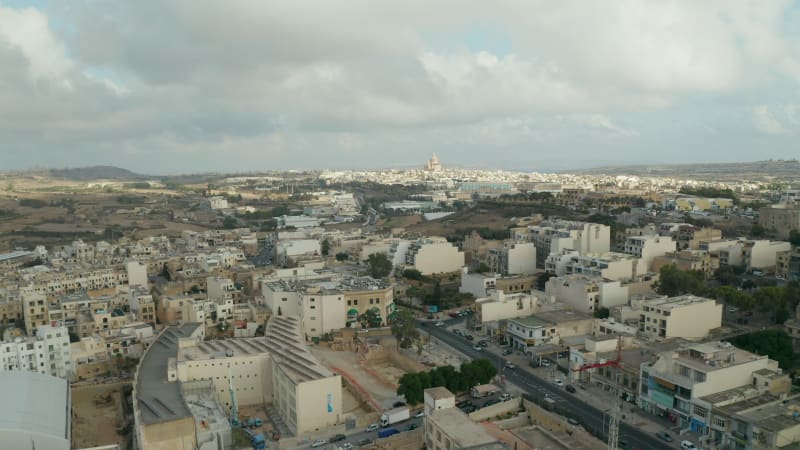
{"left": 1, "top": 1, "right": 799, "bottom": 174}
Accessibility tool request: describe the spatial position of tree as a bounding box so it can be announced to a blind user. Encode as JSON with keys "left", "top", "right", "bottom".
{"left": 335, "top": 252, "right": 348, "bottom": 261}
{"left": 536, "top": 272, "right": 556, "bottom": 291}
{"left": 655, "top": 265, "right": 705, "bottom": 297}
{"left": 321, "top": 239, "right": 330, "bottom": 256}
{"left": 360, "top": 308, "right": 382, "bottom": 328}
{"left": 751, "top": 224, "right": 767, "bottom": 238}
{"left": 391, "top": 309, "right": 419, "bottom": 349}
{"left": 402, "top": 269, "right": 423, "bottom": 280}
{"left": 366, "top": 253, "right": 393, "bottom": 278}
{"left": 594, "top": 307, "right": 610, "bottom": 319}
{"left": 790, "top": 230, "right": 800, "bottom": 247}
{"left": 222, "top": 216, "right": 238, "bottom": 229}
{"left": 728, "top": 330, "right": 796, "bottom": 369}
{"left": 476, "top": 262, "right": 491, "bottom": 274}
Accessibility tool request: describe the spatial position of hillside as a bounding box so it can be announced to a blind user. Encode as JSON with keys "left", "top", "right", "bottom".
{"left": 574, "top": 160, "right": 800, "bottom": 181}
{"left": 48, "top": 166, "right": 145, "bottom": 181}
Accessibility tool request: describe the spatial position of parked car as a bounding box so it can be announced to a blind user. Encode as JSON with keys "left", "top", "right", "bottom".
{"left": 393, "top": 401, "right": 406, "bottom": 407}
{"left": 406, "top": 423, "right": 418, "bottom": 431}
{"left": 656, "top": 430, "right": 673, "bottom": 442}
{"left": 341, "top": 443, "right": 353, "bottom": 450}
{"left": 499, "top": 393, "right": 512, "bottom": 401}
{"left": 366, "top": 423, "right": 379, "bottom": 432}
{"left": 465, "top": 335, "right": 474, "bottom": 341}
{"left": 330, "top": 434, "right": 346, "bottom": 443}
{"left": 472, "top": 345, "right": 482, "bottom": 351}
{"left": 681, "top": 440, "right": 697, "bottom": 450}
{"left": 357, "top": 438, "right": 372, "bottom": 446}
{"left": 311, "top": 439, "right": 328, "bottom": 448}
{"left": 728, "top": 306, "right": 739, "bottom": 313}
{"left": 567, "top": 417, "right": 580, "bottom": 426}
{"left": 565, "top": 385, "right": 576, "bottom": 393}
{"left": 504, "top": 361, "right": 516, "bottom": 369}
{"left": 415, "top": 411, "right": 425, "bottom": 418}
{"left": 478, "top": 340, "right": 489, "bottom": 348}
{"left": 485, "top": 398, "right": 500, "bottom": 407}
{"left": 540, "top": 359, "right": 551, "bottom": 368}
{"left": 553, "top": 379, "right": 564, "bottom": 387}
{"left": 435, "top": 321, "right": 445, "bottom": 327}
{"left": 460, "top": 404, "right": 476, "bottom": 413}
{"left": 502, "top": 349, "right": 512, "bottom": 355}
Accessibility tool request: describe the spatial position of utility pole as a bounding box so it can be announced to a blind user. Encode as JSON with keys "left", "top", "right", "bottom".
{"left": 573, "top": 337, "right": 623, "bottom": 450}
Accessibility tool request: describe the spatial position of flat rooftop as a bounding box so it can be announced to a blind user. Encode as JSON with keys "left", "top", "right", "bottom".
{"left": 535, "top": 309, "right": 593, "bottom": 323}
{"left": 180, "top": 337, "right": 272, "bottom": 361}
{"left": 0, "top": 371, "right": 69, "bottom": 442}
{"left": 508, "top": 315, "right": 552, "bottom": 328}
{"left": 645, "top": 294, "right": 715, "bottom": 309}
{"left": 429, "top": 407, "right": 500, "bottom": 447}
{"left": 264, "top": 315, "right": 334, "bottom": 384}
{"left": 425, "top": 386, "right": 454, "bottom": 400}
{"left": 136, "top": 323, "right": 202, "bottom": 425}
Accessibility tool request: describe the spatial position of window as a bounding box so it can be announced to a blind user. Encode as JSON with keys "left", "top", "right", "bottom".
{"left": 693, "top": 405, "right": 707, "bottom": 418}
{"left": 694, "top": 371, "right": 706, "bottom": 382}
{"left": 679, "top": 365, "right": 690, "bottom": 377}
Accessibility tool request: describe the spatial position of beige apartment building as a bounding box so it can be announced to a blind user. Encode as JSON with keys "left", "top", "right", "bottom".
{"left": 640, "top": 341, "right": 785, "bottom": 433}
{"left": 652, "top": 250, "right": 719, "bottom": 279}
{"left": 759, "top": 201, "right": 800, "bottom": 240}
{"left": 638, "top": 295, "right": 722, "bottom": 339}
{"left": 545, "top": 274, "right": 629, "bottom": 314}
{"left": 423, "top": 387, "right": 503, "bottom": 450}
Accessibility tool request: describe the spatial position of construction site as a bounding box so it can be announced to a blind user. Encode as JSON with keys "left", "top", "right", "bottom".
{"left": 71, "top": 381, "right": 132, "bottom": 449}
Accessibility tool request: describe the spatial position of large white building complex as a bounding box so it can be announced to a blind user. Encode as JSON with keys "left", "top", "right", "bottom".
{"left": 134, "top": 317, "right": 342, "bottom": 449}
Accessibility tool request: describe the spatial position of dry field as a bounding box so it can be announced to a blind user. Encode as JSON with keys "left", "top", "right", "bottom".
{"left": 71, "top": 382, "right": 129, "bottom": 449}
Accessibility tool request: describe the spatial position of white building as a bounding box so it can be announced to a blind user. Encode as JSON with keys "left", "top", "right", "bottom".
{"left": 0, "top": 371, "right": 70, "bottom": 450}
{"left": 459, "top": 271, "right": 497, "bottom": 298}
{"left": 623, "top": 235, "right": 676, "bottom": 270}
{"left": 274, "top": 239, "right": 321, "bottom": 266}
{"left": 403, "top": 237, "right": 464, "bottom": 275}
{"left": 300, "top": 287, "right": 346, "bottom": 339}
{"left": 0, "top": 325, "right": 73, "bottom": 379}
{"left": 208, "top": 196, "right": 229, "bottom": 210}
{"left": 545, "top": 250, "right": 648, "bottom": 281}
{"left": 743, "top": 240, "right": 792, "bottom": 272}
{"left": 637, "top": 295, "right": 722, "bottom": 340}
{"left": 514, "top": 220, "right": 611, "bottom": 265}
{"left": 494, "top": 241, "right": 536, "bottom": 276}
{"left": 474, "top": 290, "right": 539, "bottom": 335}
{"left": 206, "top": 276, "right": 236, "bottom": 302}
{"left": 545, "top": 274, "right": 629, "bottom": 314}
{"left": 126, "top": 260, "right": 148, "bottom": 288}
{"left": 640, "top": 341, "right": 783, "bottom": 431}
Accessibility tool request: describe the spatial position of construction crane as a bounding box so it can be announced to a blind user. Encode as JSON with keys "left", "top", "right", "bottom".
{"left": 571, "top": 337, "right": 623, "bottom": 450}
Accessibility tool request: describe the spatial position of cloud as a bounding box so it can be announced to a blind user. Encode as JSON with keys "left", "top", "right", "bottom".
{"left": 752, "top": 105, "right": 792, "bottom": 135}
{"left": 0, "top": 1, "right": 799, "bottom": 172}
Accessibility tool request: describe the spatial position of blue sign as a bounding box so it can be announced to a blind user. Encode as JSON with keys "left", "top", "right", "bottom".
{"left": 327, "top": 393, "right": 333, "bottom": 413}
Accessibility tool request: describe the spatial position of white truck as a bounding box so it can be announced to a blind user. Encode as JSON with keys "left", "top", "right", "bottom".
{"left": 380, "top": 406, "right": 410, "bottom": 427}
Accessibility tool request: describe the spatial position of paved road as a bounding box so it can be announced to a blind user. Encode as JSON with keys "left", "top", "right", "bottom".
{"left": 292, "top": 417, "right": 423, "bottom": 450}
{"left": 420, "top": 318, "right": 675, "bottom": 450}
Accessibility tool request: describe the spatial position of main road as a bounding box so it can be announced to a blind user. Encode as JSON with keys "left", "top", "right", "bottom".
{"left": 419, "top": 319, "right": 674, "bottom": 450}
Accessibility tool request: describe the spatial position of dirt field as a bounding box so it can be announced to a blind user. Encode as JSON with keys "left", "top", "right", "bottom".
{"left": 71, "top": 382, "right": 129, "bottom": 449}
{"left": 311, "top": 339, "right": 426, "bottom": 411}
{"left": 404, "top": 210, "right": 512, "bottom": 237}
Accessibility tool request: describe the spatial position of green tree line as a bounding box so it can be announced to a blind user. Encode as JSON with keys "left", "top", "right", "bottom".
{"left": 397, "top": 359, "right": 497, "bottom": 404}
